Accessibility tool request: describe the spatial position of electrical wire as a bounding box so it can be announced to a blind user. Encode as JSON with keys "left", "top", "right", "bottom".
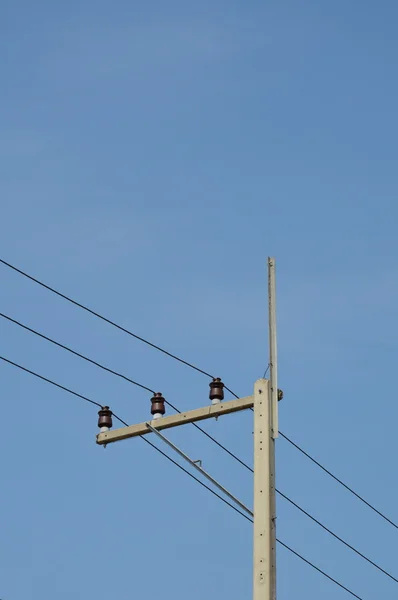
{"left": 276, "top": 490, "right": 398, "bottom": 584}
{"left": 279, "top": 431, "right": 398, "bottom": 531}
{"left": 0, "top": 313, "right": 155, "bottom": 394}
{"left": 0, "top": 258, "right": 214, "bottom": 378}
{"left": 0, "top": 353, "right": 251, "bottom": 523}
{"left": 2, "top": 258, "right": 397, "bottom": 532}
{"left": 0, "top": 259, "right": 239, "bottom": 400}
{"left": 112, "top": 413, "right": 253, "bottom": 523}
{"left": 2, "top": 351, "right": 395, "bottom": 585}
{"left": 0, "top": 356, "right": 102, "bottom": 408}
{"left": 2, "top": 316, "right": 396, "bottom": 580}
{"left": 276, "top": 539, "right": 363, "bottom": 600}
{"left": 2, "top": 355, "right": 367, "bottom": 599}
{"left": 144, "top": 438, "right": 254, "bottom": 522}
{"left": 0, "top": 311, "right": 250, "bottom": 470}
{"left": 252, "top": 408, "right": 397, "bottom": 531}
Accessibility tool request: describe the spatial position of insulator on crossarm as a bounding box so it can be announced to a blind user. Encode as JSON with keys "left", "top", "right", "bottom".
{"left": 98, "top": 406, "right": 113, "bottom": 432}
{"left": 151, "top": 393, "right": 166, "bottom": 420}
{"left": 209, "top": 377, "right": 224, "bottom": 405}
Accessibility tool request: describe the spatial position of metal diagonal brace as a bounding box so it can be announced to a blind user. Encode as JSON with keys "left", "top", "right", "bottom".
{"left": 146, "top": 422, "right": 253, "bottom": 518}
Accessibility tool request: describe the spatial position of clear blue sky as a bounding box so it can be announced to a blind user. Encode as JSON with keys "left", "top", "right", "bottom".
{"left": 1, "top": 1, "right": 397, "bottom": 599}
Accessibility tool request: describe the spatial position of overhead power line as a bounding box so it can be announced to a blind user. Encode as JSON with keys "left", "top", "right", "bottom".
{"left": 2, "top": 321, "right": 396, "bottom": 583}
{"left": 277, "top": 490, "right": 398, "bottom": 584}
{"left": 0, "top": 354, "right": 251, "bottom": 522}
{"left": 3, "top": 356, "right": 365, "bottom": 600}
{"left": 279, "top": 432, "right": 398, "bottom": 531}
{"left": 0, "top": 258, "right": 239, "bottom": 396}
{"left": 0, "top": 311, "right": 248, "bottom": 470}
{"left": 276, "top": 539, "right": 363, "bottom": 600}
{"left": 0, "top": 355, "right": 102, "bottom": 408}
{"left": 140, "top": 435, "right": 253, "bottom": 524}
{"left": 0, "top": 312, "right": 155, "bottom": 394}
{"left": 0, "top": 258, "right": 215, "bottom": 379}
{"left": 2, "top": 258, "right": 397, "bottom": 532}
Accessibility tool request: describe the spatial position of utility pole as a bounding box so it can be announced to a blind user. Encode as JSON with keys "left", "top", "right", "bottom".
{"left": 252, "top": 257, "right": 278, "bottom": 600}
{"left": 253, "top": 378, "right": 273, "bottom": 600}
{"left": 96, "top": 258, "right": 280, "bottom": 600}
{"left": 268, "top": 257, "right": 278, "bottom": 600}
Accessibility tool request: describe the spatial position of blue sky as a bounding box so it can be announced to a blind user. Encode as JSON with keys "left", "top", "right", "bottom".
{"left": 1, "top": 1, "right": 397, "bottom": 598}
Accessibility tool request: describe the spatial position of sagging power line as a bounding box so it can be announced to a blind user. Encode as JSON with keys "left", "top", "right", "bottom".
{"left": 1, "top": 257, "right": 396, "bottom": 532}
{"left": 1, "top": 353, "right": 366, "bottom": 600}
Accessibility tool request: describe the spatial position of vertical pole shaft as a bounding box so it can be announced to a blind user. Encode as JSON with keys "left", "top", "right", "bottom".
{"left": 269, "top": 402, "right": 277, "bottom": 600}
{"left": 253, "top": 379, "right": 272, "bottom": 600}
{"left": 268, "top": 257, "right": 278, "bottom": 439}
{"left": 268, "top": 257, "right": 278, "bottom": 599}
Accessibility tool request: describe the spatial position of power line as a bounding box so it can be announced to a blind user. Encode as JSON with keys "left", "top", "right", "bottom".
{"left": 2, "top": 351, "right": 394, "bottom": 587}
{"left": 277, "top": 490, "right": 398, "bottom": 584}
{"left": 1, "top": 354, "right": 251, "bottom": 524}
{"left": 0, "top": 311, "right": 249, "bottom": 470}
{"left": 123, "top": 428, "right": 253, "bottom": 522}
{"left": 139, "top": 437, "right": 368, "bottom": 599}
{"left": 2, "top": 258, "right": 396, "bottom": 533}
{"left": 3, "top": 355, "right": 365, "bottom": 599}
{"left": 2, "top": 314, "right": 397, "bottom": 582}
{"left": 226, "top": 445, "right": 397, "bottom": 581}
{"left": 277, "top": 539, "right": 363, "bottom": 600}
{"left": 0, "top": 356, "right": 102, "bottom": 408}
{"left": 145, "top": 437, "right": 254, "bottom": 522}
{"left": 279, "top": 432, "right": 398, "bottom": 531}
{"left": 0, "top": 258, "right": 214, "bottom": 379}
{"left": 0, "top": 312, "right": 155, "bottom": 394}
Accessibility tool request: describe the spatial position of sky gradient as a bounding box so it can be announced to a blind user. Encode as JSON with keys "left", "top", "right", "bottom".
{"left": 1, "top": 2, "right": 398, "bottom": 599}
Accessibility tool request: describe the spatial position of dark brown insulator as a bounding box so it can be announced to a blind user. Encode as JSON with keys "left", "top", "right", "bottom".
{"left": 98, "top": 406, "right": 113, "bottom": 429}
{"left": 151, "top": 392, "right": 166, "bottom": 416}
{"left": 209, "top": 378, "right": 224, "bottom": 403}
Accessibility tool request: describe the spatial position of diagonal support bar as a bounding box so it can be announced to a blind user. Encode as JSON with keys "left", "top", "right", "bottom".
{"left": 97, "top": 395, "right": 254, "bottom": 445}
{"left": 147, "top": 423, "right": 253, "bottom": 518}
